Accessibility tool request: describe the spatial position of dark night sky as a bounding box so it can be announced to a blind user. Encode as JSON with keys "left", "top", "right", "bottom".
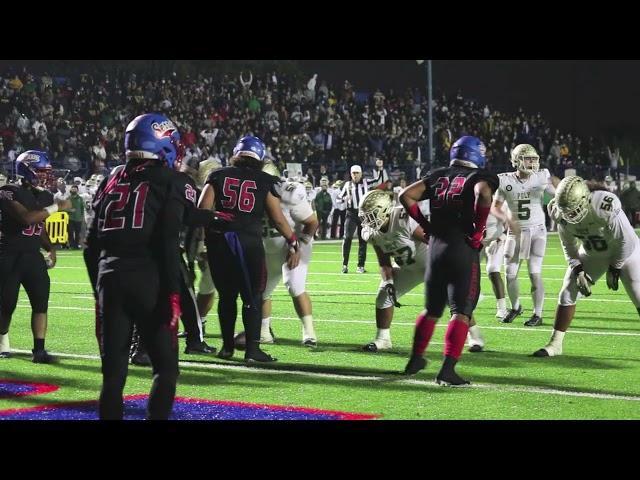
{"left": 298, "top": 60, "right": 640, "bottom": 141}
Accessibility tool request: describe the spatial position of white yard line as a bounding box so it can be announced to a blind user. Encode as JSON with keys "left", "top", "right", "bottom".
{"left": 10, "top": 349, "right": 640, "bottom": 403}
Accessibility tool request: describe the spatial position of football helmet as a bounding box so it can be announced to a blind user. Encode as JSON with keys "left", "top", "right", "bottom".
{"left": 511, "top": 144, "right": 540, "bottom": 173}
{"left": 450, "top": 136, "right": 486, "bottom": 168}
{"left": 197, "top": 158, "right": 221, "bottom": 188}
{"left": 14, "top": 150, "right": 54, "bottom": 187}
{"left": 124, "top": 113, "right": 184, "bottom": 169}
{"left": 233, "top": 135, "right": 266, "bottom": 162}
{"left": 555, "top": 176, "right": 591, "bottom": 224}
{"left": 262, "top": 161, "right": 281, "bottom": 178}
{"left": 359, "top": 189, "right": 394, "bottom": 231}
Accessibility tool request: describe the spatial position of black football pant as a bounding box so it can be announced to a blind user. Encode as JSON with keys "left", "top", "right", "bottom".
{"left": 425, "top": 237, "right": 481, "bottom": 318}
{"left": 96, "top": 258, "right": 178, "bottom": 420}
{"left": 318, "top": 212, "right": 330, "bottom": 239}
{"left": 179, "top": 257, "right": 203, "bottom": 344}
{"left": 206, "top": 231, "right": 265, "bottom": 355}
{"left": 69, "top": 220, "right": 83, "bottom": 249}
{"left": 0, "top": 252, "right": 50, "bottom": 332}
{"left": 342, "top": 210, "right": 367, "bottom": 268}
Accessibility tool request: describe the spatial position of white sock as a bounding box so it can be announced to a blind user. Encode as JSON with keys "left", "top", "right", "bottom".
{"left": 376, "top": 328, "right": 391, "bottom": 342}
{"left": 261, "top": 317, "right": 272, "bottom": 337}
{"left": 497, "top": 298, "right": 506, "bottom": 312}
{"left": 545, "top": 329, "right": 565, "bottom": 355}
{"left": 467, "top": 325, "right": 484, "bottom": 346}
{"left": 0, "top": 333, "right": 9, "bottom": 353}
{"left": 301, "top": 315, "right": 316, "bottom": 339}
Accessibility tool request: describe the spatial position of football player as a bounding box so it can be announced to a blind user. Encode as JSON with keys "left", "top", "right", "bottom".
{"left": 491, "top": 144, "right": 559, "bottom": 326}
{"left": 533, "top": 176, "right": 640, "bottom": 357}
{"left": 260, "top": 162, "right": 319, "bottom": 346}
{"left": 199, "top": 136, "right": 300, "bottom": 362}
{"left": 0, "top": 151, "right": 71, "bottom": 362}
{"left": 400, "top": 136, "right": 499, "bottom": 385}
{"left": 359, "top": 189, "right": 487, "bottom": 353}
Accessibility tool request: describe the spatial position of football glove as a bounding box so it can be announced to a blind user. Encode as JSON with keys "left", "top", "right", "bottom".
{"left": 384, "top": 282, "right": 402, "bottom": 308}
{"left": 572, "top": 264, "right": 595, "bottom": 297}
{"left": 606, "top": 266, "right": 621, "bottom": 291}
{"left": 466, "top": 231, "right": 484, "bottom": 251}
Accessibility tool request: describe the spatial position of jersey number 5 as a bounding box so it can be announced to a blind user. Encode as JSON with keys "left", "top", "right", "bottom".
{"left": 222, "top": 178, "right": 257, "bottom": 213}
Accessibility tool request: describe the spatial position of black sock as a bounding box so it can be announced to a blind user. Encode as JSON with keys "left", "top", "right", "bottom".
{"left": 441, "top": 355, "right": 458, "bottom": 372}
{"left": 34, "top": 338, "right": 45, "bottom": 352}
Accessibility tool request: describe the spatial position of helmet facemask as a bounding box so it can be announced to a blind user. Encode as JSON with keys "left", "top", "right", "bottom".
{"left": 556, "top": 176, "right": 591, "bottom": 224}
{"left": 511, "top": 144, "right": 540, "bottom": 174}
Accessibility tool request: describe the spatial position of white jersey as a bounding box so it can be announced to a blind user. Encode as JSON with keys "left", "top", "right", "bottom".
{"left": 362, "top": 205, "right": 428, "bottom": 267}
{"left": 329, "top": 187, "right": 346, "bottom": 211}
{"left": 551, "top": 190, "right": 640, "bottom": 269}
{"left": 263, "top": 181, "right": 314, "bottom": 252}
{"left": 495, "top": 169, "right": 554, "bottom": 228}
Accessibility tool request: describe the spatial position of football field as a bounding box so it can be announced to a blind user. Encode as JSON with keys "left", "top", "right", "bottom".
{"left": 2, "top": 234, "right": 640, "bottom": 420}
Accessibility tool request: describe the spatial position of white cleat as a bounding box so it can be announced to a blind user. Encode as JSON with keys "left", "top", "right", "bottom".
{"left": 495, "top": 309, "right": 508, "bottom": 318}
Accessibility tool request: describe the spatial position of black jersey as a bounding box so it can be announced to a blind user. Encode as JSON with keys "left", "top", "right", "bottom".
{"left": 421, "top": 165, "right": 499, "bottom": 239}
{"left": 86, "top": 163, "right": 197, "bottom": 294}
{"left": 0, "top": 184, "right": 50, "bottom": 255}
{"left": 206, "top": 166, "right": 279, "bottom": 235}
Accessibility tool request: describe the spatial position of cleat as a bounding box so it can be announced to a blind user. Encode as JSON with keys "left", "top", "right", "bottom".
{"left": 130, "top": 350, "right": 151, "bottom": 366}
{"left": 404, "top": 355, "right": 427, "bottom": 375}
{"left": 500, "top": 306, "right": 523, "bottom": 323}
{"left": 435, "top": 370, "right": 471, "bottom": 386}
{"left": 495, "top": 310, "right": 508, "bottom": 318}
{"left": 533, "top": 348, "right": 550, "bottom": 357}
{"left": 32, "top": 349, "right": 56, "bottom": 364}
{"left": 524, "top": 314, "right": 543, "bottom": 327}
{"left": 177, "top": 331, "right": 188, "bottom": 338}
{"left": 341, "top": 265, "right": 348, "bottom": 274}
{"left": 245, "top": 349, "right": 277, "bottom": 363}
{"left": 184, "top": 341, "right": 217, "bottom": 355}
{"left": 362, "top": 339, "right": 392, "bottom": 352}
{"left": 468, "top": 344, "right": 483, "bottom": 353}
{"left": 217, "top": 349, "right": 234, "bottom": 360}
{"left": 356, "top": 266, "right": 366, "bottom": 274}
{"left": 303, "top": 338, "right": 317, "bottom": 347}
{"left": 0, "top": 352, "right": 11, "bottom": 359}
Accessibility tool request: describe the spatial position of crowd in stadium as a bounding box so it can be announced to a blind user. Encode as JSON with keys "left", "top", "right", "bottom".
{"left": 0, "top": 65, "right": 623, "bottom": 185}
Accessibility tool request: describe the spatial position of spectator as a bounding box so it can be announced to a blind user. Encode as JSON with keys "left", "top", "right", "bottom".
{"left": 314, "top": 178, "right": 333, "bottom": 240}
{"left": 621, "top": 181, "right": 640, "bottom": 227}
{"left": 67, "top": 185, "right": 85, "bottom": 249}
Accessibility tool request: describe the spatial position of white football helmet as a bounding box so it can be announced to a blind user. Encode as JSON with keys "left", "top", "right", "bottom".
{"left": 555, "top": 176, "right": 591, "bottom": 224}
{"left": 511, "top": 144, "right": 540, "bottom": 174}
{"left": 359, "top": 189, "right": 394, "bottom": 231}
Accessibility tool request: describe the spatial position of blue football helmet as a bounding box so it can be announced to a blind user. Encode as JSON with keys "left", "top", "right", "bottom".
{"left": 450, "top": 136, "right": 487, "bottom": 168}
{"left": 233, "top": 135, "right": 266, "bottom": 162}
{"left": 124, "top": 113, "right": 184, "bottom": 169}
{"left": 14, "top": 150, "right": 53, "bottom": 187}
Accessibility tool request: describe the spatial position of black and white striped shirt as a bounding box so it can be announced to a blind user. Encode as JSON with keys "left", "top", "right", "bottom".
{"left": 338, "top": 170, "right": 384, "bottom": 211}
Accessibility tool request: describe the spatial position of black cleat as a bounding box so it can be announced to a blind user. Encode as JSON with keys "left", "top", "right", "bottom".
{"left": 32, "top": 349, "right": 56, "bottom": 364}
{"left": 404, "top": 355, "right": 427, "bottom": 375}
{"left": 184, "top": 341, "right": 217, "bottom": 355}
{"left": 130, "top": 350, "right": 151, "bottom": 366}
{"left": 435, "top": 370, "right": 471, "bottom": 386}
{"left": 217, "top": 347, "right": 234, "bottom": 359}
{"left": 468, "top": 344, "right": 483, "bottom": 353}
{"left": 524, "top": 314, "right": 543, "bottom": 327}
{"left": 177, "top": 331, "right": 188, "bottom": 338}
{"left": 245, "top": 349, "right": 277, "bottom": 363}
{"left": 500, "top": 306, "right": 523, "bottom": 323}
{"left": 303, "top": 339, "right": 317, "bottom": 347}
{"left": 341, "top": 265, "right": 348, "bottom": 274}
{"left": 362, "top": 342, "right": 379, "bottom": 352}
{"left": 532, "top": 348, "right": 551, "bottom": 357}
{"left": 0, "top": 351, "right": 11, "bottom": 359}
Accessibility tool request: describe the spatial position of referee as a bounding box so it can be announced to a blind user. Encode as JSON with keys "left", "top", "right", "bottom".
{"left": 338, "top": 161, "right": 384, "bottom": 273}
